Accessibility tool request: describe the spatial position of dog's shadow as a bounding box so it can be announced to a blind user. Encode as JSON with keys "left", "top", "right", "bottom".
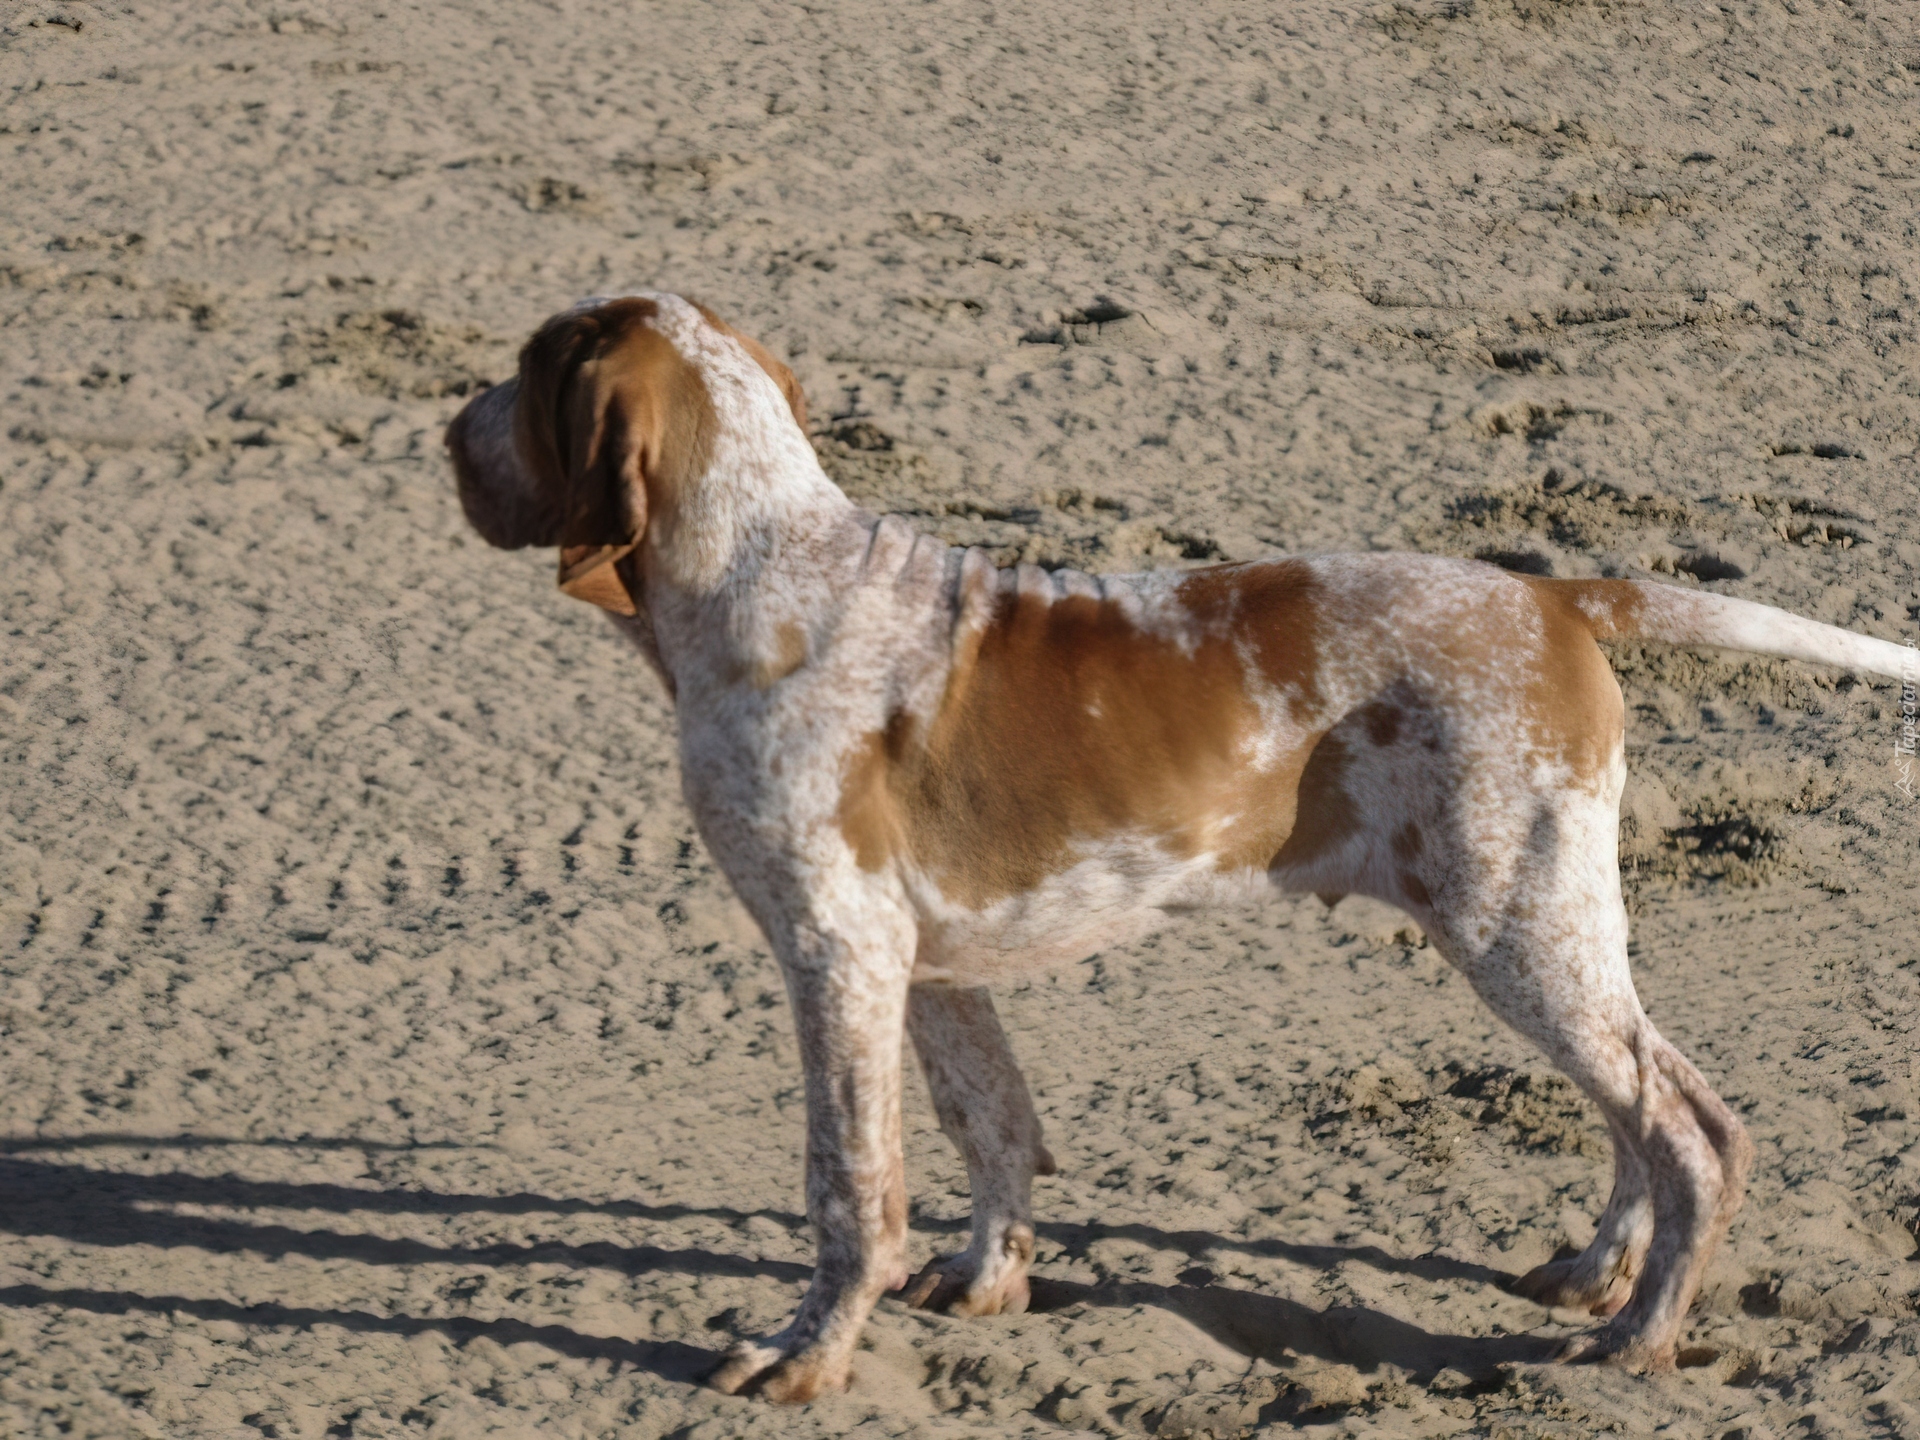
{"left": 0, "top": 1137, "right": 1552, "bottom": 1385}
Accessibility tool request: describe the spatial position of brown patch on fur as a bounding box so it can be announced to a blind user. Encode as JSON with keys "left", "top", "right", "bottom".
{"left": 1544, "top": 578, "right": 1649, "bottom": 641}
{"left": 514, "top": 297, "right": 717, "bottom": 576}
{"left": 1177, "top": 562, "right": 1326, "bottom": 713}
{"left": 838, "top": 728, "right": 908, "bottom": 873}
{"left": 748, "top": 621, "right": 809, "bottom": 689}
{"left": 689, "top": 300, "right": 810, "bottom": 434}
{"left": 840, "top": 561, "right": 1328, "bottom": 906}
{"left": 1522, "top": 577, "right": 1628, "bottom": 787}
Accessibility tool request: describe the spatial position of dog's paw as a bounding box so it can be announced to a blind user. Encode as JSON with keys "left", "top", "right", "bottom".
{"left": 706, "top": 1338, "right": 851, "bottom": 1403}
{"left": 904, "top": 1222, "right": 1034, "bottom": 1317}
{"left": 1553, "top": 1323, "right": 1674, "bottom": 1374}
{"left": 1513, "top": 1254, "right": 1633, "bottom": 1317}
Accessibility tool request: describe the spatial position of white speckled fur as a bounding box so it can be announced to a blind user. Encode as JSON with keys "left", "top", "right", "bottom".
{"left": 451, "top": 294, "right": 1908, "bottom": 1400}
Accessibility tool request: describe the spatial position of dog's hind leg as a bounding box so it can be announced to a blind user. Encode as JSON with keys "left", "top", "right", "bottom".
{"left": 1512, "top": 1109, "right": 1653, "bottom": 1317}
{"left": 903, "top": 983, "right": 1056, "bottom": 1316}
{"left": 1550, "top": 1027, "right": 1753, "bottom": 1369}
{"left": 1426, "top": 792, "right": 1752, "bottom": 1372}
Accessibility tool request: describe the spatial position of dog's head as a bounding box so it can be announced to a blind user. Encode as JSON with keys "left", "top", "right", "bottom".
{"left": 445, "top": 294, "right": 808, "bottom": 612}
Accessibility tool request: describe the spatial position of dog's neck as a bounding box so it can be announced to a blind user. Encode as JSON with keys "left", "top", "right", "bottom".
{"left": 630, "top": 423, "right": 874, "bottom": 702}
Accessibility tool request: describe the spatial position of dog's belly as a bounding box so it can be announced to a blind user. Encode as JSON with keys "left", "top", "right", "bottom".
{"left": 905, "top": 838, "right": 1273, "bottom": 984}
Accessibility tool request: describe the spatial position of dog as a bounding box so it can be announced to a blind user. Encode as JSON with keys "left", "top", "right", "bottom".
{"left": 445, "top": 292, "right": 1912, "bottom": 1401}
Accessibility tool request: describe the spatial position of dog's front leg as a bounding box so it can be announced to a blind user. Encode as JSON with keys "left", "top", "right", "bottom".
{"left": 903, "top": 984, "right": 1056, "bottom": 1316}
{"left": 709, "top": 919, "right": 913, "bottom": 1403}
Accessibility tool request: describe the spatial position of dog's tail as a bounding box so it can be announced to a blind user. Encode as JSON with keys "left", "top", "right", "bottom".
{"left": 1541, "top": 578, "right": 1915, "bottom": 683}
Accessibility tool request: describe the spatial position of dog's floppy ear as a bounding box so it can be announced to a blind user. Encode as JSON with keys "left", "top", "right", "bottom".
{"left": 514, "top": 299, "right": 666, "bottom": 615}
{"left": 690, "top": 301, "right": 809, "bottom": 435}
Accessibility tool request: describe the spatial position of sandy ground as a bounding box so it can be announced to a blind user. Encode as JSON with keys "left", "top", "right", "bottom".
{"left": 4, "top": 1, "right": 1920, "bottom": 1435}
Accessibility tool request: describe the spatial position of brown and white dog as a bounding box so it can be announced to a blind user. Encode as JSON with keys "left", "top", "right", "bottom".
{"left": 445, "top": 292, "right": 1912, "bottom": 1401}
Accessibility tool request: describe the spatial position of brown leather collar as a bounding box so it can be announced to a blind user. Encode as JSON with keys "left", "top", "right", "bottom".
{"left": 557, "top": 543, "right": 640, "bottom": 615}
